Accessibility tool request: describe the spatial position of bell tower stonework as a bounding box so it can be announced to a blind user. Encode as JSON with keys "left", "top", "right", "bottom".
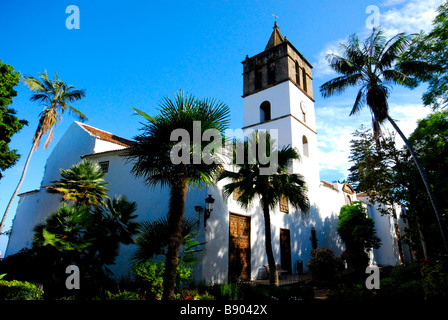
{"left": 241, "top": 22, "right": 320, "bottom": 190}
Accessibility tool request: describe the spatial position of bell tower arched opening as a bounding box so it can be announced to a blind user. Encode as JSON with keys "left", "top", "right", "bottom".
{"left": 260, "top": 101, "right": 271, "bottom": 122}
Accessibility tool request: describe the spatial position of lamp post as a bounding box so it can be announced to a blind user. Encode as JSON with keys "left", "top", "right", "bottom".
{"left": 204, "top": 194, "right": 215, "bottom": 227}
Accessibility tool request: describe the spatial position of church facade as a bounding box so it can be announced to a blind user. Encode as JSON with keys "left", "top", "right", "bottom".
{"left": 5, "top": 23, "right": 410, "bottom": 283}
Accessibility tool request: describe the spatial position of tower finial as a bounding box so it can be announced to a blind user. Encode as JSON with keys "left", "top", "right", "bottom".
{"left": 272, "top": 14, "right": 279, "bottom": 28}
{"left": 265, "top": 18, "right": 284, "bottom": 50}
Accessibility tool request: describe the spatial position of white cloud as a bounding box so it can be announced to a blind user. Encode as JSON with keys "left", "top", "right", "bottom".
{"left": 312, "top": 0, "right": 443, "bottom": 79}
{"left": 386, "top": 103, "right": 432, "bottom": 146}
{"left": 312, "top": 38, "right": 346, "bottom": 78}
{"left": 315, "top": 101, "right": 431, "bottom": 181}
{"left": 380, "top": 0, "right": 442, "bottom": 37}
{"left": 381, "top": 0, "right": 407, "bottom": 6}
{"left": 315, "top": 104, "right": 367, "bottom": 179}
{"left": 312, "top": 0, "right": 442, "bottom": 181}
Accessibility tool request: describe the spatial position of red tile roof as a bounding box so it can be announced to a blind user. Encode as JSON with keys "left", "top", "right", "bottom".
{"left": 78, "top": 122, "right": 136, "bottom": 147}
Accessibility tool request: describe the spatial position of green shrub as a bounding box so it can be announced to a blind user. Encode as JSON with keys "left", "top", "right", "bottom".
{"left": 377, "top": 277, "right": 424, "bottom": 300}
{"left": 239, "top": 284, "right": 270, "bottom": 301}
{"left": 132, "top": 260, "right": 193, "bottom": 300}
{"left": 390, "top": 262, "right": 422, "bottom": 283}
{"left": 179, "top": 289, "right": 215, "bottom": 300}
{"left": 327, "top": 283, "right": 373, "bottom": 301}
{"left": 307, "top": 248, "right": 341, "bottom": 284}
{"left": 210, "top": 282, "right": 239, "bottom": 300}
{"left": 421, "top": 258, "right": 448, "bottom": 300}
{"left": 0, "top": 280, "right": 44, "bottom": 300}
{"left": 105, "top": 290, "right": 143, "bottom": 300}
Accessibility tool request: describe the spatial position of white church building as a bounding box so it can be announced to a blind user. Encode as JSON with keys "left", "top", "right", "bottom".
{"left": 5, "top": 23, "right": 410, "bottom": 283}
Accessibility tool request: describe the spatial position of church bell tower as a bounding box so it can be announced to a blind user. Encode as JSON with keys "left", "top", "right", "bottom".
{"left": 241, "top": 22, "right": 320, "bottom": 189}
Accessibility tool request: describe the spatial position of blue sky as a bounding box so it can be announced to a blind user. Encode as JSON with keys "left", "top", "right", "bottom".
{"left": 0, "top": 0, "right": 443, "bottom": 254}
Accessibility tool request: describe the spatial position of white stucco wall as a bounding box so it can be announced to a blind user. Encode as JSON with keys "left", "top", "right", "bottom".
{"left": 201, "top": 176, "right": 353, "bottom": 283}
{"left": 83, "top": 150, "right": 212, "bottom": 278}
{"left": 6, "top": 122, "right": 132, "bottom": 258}
{"left": 5, "top": 190, "right": 61, "bottom": 256}
{"left": 359, "top": 196, "right": 405, "bottom": 266}
{"left": 242, "top": 81, "right": 316, "bottom": 133}
{"left": 40, "top": 123, "right": 96, "bottom": 187}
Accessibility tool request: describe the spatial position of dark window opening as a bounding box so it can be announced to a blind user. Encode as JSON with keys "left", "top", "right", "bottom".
{"left": 302, "top": 68, "right": 307, "bottom": 92}
{"left": 99, "top": 161, "right": 109, "bottom": 173}
{"left": 260, "top": 101, "right": 271, "bottom": 122}
{"left": 295, "top": 61, "right": 300, "bottom": 85}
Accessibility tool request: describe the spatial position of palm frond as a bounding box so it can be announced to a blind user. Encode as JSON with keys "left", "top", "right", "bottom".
{"left": 378, "top": 32, "right": 411, "bottom": 70}
{"left": 350, "top": 87, "right": 367, "bottom": 116}
{"left": 320, "top": 73, "right": 363, "bottom": 98}
{"left": 125, "top": 90, "right": 231, "bottom": 190}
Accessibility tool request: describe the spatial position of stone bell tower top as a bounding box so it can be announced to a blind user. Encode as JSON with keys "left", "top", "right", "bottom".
{"left": 265, "top": 21, "right": 284, "bottom": 50}
{"left": 242, "top": 22, "right": 314, "bottom": 100}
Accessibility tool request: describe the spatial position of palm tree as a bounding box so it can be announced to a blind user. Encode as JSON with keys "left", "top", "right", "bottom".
{"left": 88, "top": 195, "right": 138, "bottom": 269}
{"left": 46, "top": 159, "right": 109, "bottom": 207}
{"left": 33, "top": 195, "right": 138, "bottom": 279}
{"left": 218, "top": 131, "right": 310, "bottom": 287}
{"left": 32, "top": 203, "right": 93, "bottom": 253}
{"left": 124, "top": 90, "right": 230, "bottom": 299}
{"left": 319, "top": 28, "right": 448, "bottom": 252}
{"left": 0, "top": 71, "right": 87, "bottom": 234}
{"left": 133, "top": 216, "right": 204, "bottom": 265}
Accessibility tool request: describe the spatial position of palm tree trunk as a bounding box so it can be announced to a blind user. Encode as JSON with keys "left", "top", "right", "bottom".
{"left": 387, "top": 115, "right": 448, "bottom": 253}
{"left": 415, "top": 214, "right": 429, "bottom": 259}
{"left": 262, "top": 201, "right": 279, "bottom": 287}
{"left": 0, "top": 142, "right": 37, "bottom": 234}
{"left": 162, "top": 177, "right": 188, "bottom": 300}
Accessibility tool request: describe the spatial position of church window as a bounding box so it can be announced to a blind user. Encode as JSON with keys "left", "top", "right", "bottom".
{"left": 99, "top": 161, "right": 109, "bottom": 173}
{"left": 346, "top": 195, "right": 352, "bottom": 205}
{"left": 267, "top": 60, "right": 276, "bottom": 85}
{"left": 295, "top": 61, "right": 300, "bottom": 85}
{"left": 302, "top": 135, "right": 309, "bottom": 157}
{"left": 302, "top": 68, "right": 307, "bottom": 92}
{"left": 280, "top": 194, "right": 289, "bottom": 213}
{"left": 255, "top": 65, "right": 262, "bottom": 90}
{"left": 260, "top": 101, "right": 271, "bottom": 122}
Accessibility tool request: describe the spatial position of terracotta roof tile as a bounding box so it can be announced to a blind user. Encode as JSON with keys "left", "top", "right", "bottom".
{"left": 77, "top": 122, "right": 136, "bottom": 147}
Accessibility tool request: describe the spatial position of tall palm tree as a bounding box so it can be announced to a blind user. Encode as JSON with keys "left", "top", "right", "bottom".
{"left": 1, "top": 71, "right": 87, "bottom": 234}
{"left": 319, "top": 28, "right": 448, "bottom": 252}
{"left": 125, "top": 90, "right": 230, "bottom": 299}
{"left": 218, "top": 131, "right": 310, "bottom": 287}
{"left": 46, "top": 159, "right": 109, "bottom": 207}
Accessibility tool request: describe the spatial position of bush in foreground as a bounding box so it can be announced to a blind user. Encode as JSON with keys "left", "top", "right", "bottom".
{"left": 0, "top": 279, "right": 44, "bottom": 300}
